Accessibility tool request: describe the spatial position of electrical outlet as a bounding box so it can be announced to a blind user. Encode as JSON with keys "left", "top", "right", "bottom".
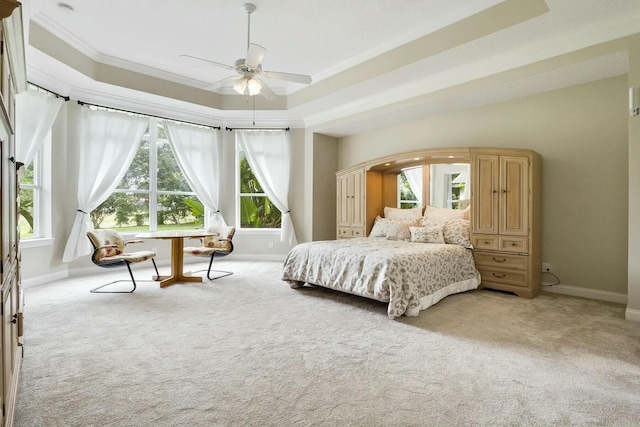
{"left": 268, "top": 242, "right": 274, "bottom": 249}
{"left": 542, "top": 263, "right": 552, "bottom": 273}
{"left": 152, "top": 247, "right": 157, "bottom": 253}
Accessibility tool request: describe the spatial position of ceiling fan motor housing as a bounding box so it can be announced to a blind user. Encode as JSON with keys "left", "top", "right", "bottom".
{"left": 235, "top": 58, "right": 262, "bottom": 76}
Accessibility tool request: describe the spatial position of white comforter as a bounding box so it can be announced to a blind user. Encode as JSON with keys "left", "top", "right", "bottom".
{"left": 281, "top": 238, "right": 481, "bottom": 319}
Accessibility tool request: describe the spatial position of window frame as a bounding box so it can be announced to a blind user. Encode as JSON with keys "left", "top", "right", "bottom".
{"left": 235, "top": 141, "right": 282, "bottom": 230}
{"left": 97, "top": 117, "right": 199, "bottom": 234}
{"left": 18, "top": 130, "right": 52, "bottom": 243}
{"left": 397, "top": 170, "right": 421, "bottom": 209}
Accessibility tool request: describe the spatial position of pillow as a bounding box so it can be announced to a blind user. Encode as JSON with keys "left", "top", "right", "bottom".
{"left": 369, "top": 216, "right": 420, "bottom": 238}
{"left": 424, "top": 205, "right": 465, "bottom": 222}
{"left": 421, "top": 218, "right": 443, "bottom": 228}
{"left": 442, "top": 218, "right": 473, "bottom": 249}
{"left": 384, "top": 206, "right": 422, "bottom": 219}
{"left": 385, "top": 221, "right": 411, "bottom": 241}
{"left": 462, "top": 205, "right": 470, "bottom": 220}
{"left": 409, "top": 225, "right": 445, "bottom": 244}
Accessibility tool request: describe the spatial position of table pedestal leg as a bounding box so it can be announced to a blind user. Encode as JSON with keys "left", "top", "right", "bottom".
{"left": 155, "top": 237, "right": 203, "bottom": 287}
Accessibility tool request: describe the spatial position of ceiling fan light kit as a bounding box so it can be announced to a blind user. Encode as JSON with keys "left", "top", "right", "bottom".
{"left": 179, "top": 3, "right": 311, "bottom": 100}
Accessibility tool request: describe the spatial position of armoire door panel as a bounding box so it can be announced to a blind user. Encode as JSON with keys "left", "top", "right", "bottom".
{"left": 336, "top": 174, "right": 351, "bottom": 227}
{"left": 500, "top": 156, "right": 528, "bottom": 236}
{"left": 473, "top": 155, "right": 499, "bottom": 234}
{"left": 351, "top": 169, "right": 365, "bottom": 228}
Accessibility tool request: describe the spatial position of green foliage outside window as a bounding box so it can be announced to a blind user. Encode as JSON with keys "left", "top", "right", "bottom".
{"left": 239, "top": 152, "right": 281, "bottom": 229}
{"left": 18, "top": 162, "right": 35, "bottom": 238}
{"left": 91, "top": 124, "right": 200, "bottom": 231}
{"left": 399, "top": 172, "right": 419, "bottom": 209}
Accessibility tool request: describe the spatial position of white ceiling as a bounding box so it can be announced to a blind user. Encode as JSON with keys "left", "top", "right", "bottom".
{"left": 22, "top": 0, "right": 640, "bottom": 137}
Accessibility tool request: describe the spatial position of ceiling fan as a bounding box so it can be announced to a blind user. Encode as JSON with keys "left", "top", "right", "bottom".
{"left": 180, "top": 3, "right": 312, "bottom": 101}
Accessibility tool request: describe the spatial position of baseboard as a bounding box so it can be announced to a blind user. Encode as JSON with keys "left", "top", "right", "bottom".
{"left": 542, "top": 283, "right": 627, "bottom": 305}
{"left": 23, "top": 255, "right": 286, "bottom": 285}
{"left": 625, "top": 308, "right": 640, "bottom": 322}
{"left": 21, "top": 270, "right": 68, "bottom": 288}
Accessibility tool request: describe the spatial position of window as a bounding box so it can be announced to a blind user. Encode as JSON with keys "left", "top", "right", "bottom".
{"left": 446, "top": 173, "right": 463, "bottom": 209}
{"left": 398, "top": 167, "right": 422, "bottom": 209}
{"left": 18, "top": 141, "right": 43, "bottom": 239}
{"left": 429, "top": 164, "right": 470, "bottom": 209}
{"left": 92, "top": 118, "right": 202, "bottom": 232}
{"left": 237, "top": 147, "right": 281, "bottom": 229}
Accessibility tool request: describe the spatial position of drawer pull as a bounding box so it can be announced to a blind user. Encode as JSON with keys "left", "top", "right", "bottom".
{"left": 484, "top": 241, "right": 490, "bottom": 244}
{"left": 511, "top": 243, "right": 517, "bottom": 246}
{"left": 492, "top": 272, "right": 506, "bottom": 278}
{"left": 492, "top": 257, "right": 506, "bottom": 263}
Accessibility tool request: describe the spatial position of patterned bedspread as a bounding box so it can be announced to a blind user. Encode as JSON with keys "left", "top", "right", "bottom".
{"left": 281, "top": 238, "right": 481, "bottom": 319}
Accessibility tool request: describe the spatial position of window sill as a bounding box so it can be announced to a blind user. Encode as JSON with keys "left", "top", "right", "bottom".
{"left": 235, "top": 228, "right": 281, "bottom": 235}
{"left": 19, "top": 237, "right": 54, "bottom": 249}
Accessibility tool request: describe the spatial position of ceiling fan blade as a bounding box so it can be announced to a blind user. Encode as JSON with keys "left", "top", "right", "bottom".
{"left": 202, "top": 76, "right": 238, "bottom": 91}
{"left": 262, "top": 70, "right": 312, "bottom": 85}
{"left": 179, "top": 54, "right": 235, "bottom": 71}
{"left": 255, "top": 78, "right": 277, "bottom": 101}
{"left": 245, "top": 43, "right": 267, "bottom": 68}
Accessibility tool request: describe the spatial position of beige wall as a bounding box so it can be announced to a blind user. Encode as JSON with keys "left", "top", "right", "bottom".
{"left": 627, "top": 40, "right": 640, "bottom": 318}
{"left": 311, "top": 133, "right": 339, "bottom": 241}
{"left": 339, "top": 76, "right": 629, "bottom": 295}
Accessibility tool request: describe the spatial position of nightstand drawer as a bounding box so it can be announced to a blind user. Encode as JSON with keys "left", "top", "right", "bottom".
{"left": 474, "top": 252, "right": 528, "bottom": 270}
{"left": 478, "top": 267, "right": 528, "bottom": 288}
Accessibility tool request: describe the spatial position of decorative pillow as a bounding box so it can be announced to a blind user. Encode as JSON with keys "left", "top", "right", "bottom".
{"left": 442, "top": 218, "right": 473, "bottom": 249}
{"left": 409, "top": 225, "right": 445, "bottom": 244}
{"left": 421, "top": 218, "right": 443, "bottom": 228}
{"left": 385, "top": 221, "right": 411, "bottom": 241}
{"left": 369, "top": 216, "right": 420, "bottom": 238}
{"left": 384, "top": 206, "right": 422, "bottom": 219}
{"left": 462, "top": 205, "right": 471, "bottom": 220}
{"left": 424, "top": 205, "right": 466, "bottom": 222}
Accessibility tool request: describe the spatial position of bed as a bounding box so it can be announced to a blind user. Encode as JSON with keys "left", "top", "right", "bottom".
{"left": 281, "top": 236, "right": 481, "bottom": 319}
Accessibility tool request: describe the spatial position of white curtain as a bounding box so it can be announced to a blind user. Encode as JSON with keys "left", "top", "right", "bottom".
{"left": 163, "top": 120, "right": 225, "bottom": 227}
{"left": 62, "top": 108, "right": 147, "bottom": 262}
{"left": 403, "top": 166, "right": 423, "bottom": 205}
{"left": 237, "top": 130, "right": 296, "bottom": 245}
{"left": 15, "top": 89, "right": 64, "bottom": 167}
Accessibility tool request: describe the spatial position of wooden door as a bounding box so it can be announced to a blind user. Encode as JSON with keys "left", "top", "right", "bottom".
{"left": 472, "top": 154, "right": 499, "bottom": 234}
{"left": 500, "top": 156, "right": 529, "bottom": 236}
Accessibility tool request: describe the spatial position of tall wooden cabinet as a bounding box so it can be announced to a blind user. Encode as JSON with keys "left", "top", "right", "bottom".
{"left": 0, "top": 3, "right": 25, "bottom": 426}
{"left": 336, "top": 166, "right": 366, "bottom": 238}
{"left": 470, "top": 148, "right": 542, "bottom": 298}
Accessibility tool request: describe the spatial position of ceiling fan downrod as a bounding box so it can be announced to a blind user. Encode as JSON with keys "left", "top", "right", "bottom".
{"left": 244, "top": 3, "right": 256, "bottom": 52}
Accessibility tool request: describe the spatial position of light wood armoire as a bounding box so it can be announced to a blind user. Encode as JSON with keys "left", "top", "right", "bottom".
{"left": 0, "top": 2, "right": 25, "bottom": 425}
{"left": 470, "top": 148, "right": 542, "bottom": 298}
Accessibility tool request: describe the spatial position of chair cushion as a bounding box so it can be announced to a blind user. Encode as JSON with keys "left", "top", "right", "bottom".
{"left": 87, "top": 229, "right": 126, "bottom": 263}
{"left": 184, "top": 226, "right": 235, "bottom": 256}
{"left": 93, "top": 250, "right": 156, "bottom": 265}
{"left": 202, "top": 226, "right": 235, "bottom": 251}
{"left": 184, "top": 247, "right": 230, "bottom": 256}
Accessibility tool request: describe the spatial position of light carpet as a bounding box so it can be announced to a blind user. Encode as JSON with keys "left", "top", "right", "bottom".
{"left": 14, "top": 260, "right": 640, "bottom": 426}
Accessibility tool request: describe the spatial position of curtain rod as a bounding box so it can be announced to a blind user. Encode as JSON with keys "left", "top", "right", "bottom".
{"left": 28, "top": 82, "right": 71, "bottom": 101}
{"left": 77, "top": 100, "right": 221, "bottom": 130}
{"left": 226, "top": 127, "right": 290, "bottom": 131}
